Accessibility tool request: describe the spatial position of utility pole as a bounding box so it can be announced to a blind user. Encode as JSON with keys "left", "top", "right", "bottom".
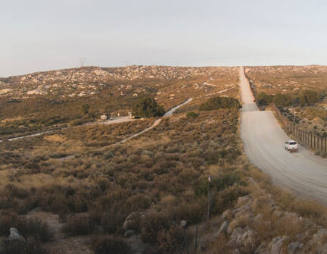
{"left": 207, "top": 175, "right": 212, "bottom": 220}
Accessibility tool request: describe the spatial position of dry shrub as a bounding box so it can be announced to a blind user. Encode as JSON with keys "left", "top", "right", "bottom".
{"left": 101, "top": 212, "right": 126, "bottom": 234}
{"left": 274, "top": 215, "right": 304, "bottom": 238}
{"left": 0, "top": 213, "right": 52, "bottom": 242}
{"left": 63, "top": 214, "right": 95, "bottom": 236}
{"left": 157, "top": 225, "right": 186, "bottom": 254}
{"left": 92, "top": 236, "right": 131, "bottom": 254}
{"left": 141, "top": 213, "right": 170, "bottom": 244}
{"left": 169, "top": 199, "right": 206, "bottom": 225}
{"left": 291, "top": 199, "right": 327, "bottom": 220}
{"left": 213, "top": 186, "right": 248, "bottom": 215}
{"left": 125, "top": 194, "right": 151, "bottom": 211}
{"left": 205, "top": 234, "right": 232, "bottom": 254}
{"left": 1, "top": 239, "right": 48, "bottom": 254}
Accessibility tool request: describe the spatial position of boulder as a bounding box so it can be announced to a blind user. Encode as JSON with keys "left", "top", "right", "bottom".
{"left": 229, "top": 227, "right": 256, "bottom": 252}
{"left": 237, "top": 195, "right": 251, "bottom": 207}
{"left": 255, "top": 242, "right": 269, "bottom": 254}
{"left": 215, "top": 221, "right": 229, "bottom": 237}
{"left": 270, "top": 236, "right": 287, "bottom": 254}
{"left": 233, "top": 203, "right": 252, "bottom": 218}
{"left": 123, "top": 212, "right": 140, "bottom": 231}
{"left": 180, "top": 220, "right": 187, "bottom": 228}
{"left": 8, "top": 228, "right": 25, "bottom": 242}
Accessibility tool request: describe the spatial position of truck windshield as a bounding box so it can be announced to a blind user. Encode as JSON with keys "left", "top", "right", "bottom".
{"left": 290, "top": 142, "right": 297, "bottom": 145}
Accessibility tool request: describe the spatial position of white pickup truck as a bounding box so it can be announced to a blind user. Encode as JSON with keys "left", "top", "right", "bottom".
{"left": 284, "top": 140, "right": 298, "bottom": 152}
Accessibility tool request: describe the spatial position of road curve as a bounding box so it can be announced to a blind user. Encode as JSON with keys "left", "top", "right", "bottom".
{"left": 239, "top": 67, "right": 327, "bottom": 204}
{"left": 120, "top": 98, "right": 193, "bottom": 144}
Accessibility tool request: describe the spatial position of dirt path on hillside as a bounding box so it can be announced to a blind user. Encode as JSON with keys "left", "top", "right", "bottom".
{"left": 0, "top": 117, "right": 136, "bottom": 143}
{"left": 120, "top": 98, "right": 193, "bottom": 143}
{"left": 239, "top": 67, "right": 327, "bottom": 204}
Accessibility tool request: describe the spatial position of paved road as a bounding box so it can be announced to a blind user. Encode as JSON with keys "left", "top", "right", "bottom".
{"left": 239, "top": 67, "right": 327, "bottom": 204}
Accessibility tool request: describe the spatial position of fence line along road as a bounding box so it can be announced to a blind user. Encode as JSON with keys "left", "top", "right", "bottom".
{"left": 271, "top": 104, "right": 327, "bottom": 155}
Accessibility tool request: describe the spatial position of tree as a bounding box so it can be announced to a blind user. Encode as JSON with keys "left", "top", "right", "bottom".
{"left": 199, "top": 97, "right": 241, "bottom": 111}
{"left": 82, "top": 104, "right": 90, "bottom": 115}
{"left": 256, "top": 92, "right": 273, "bottom": 106}
{"left": 299, "top": 90, "right": 320, "bottom": 106}
{"left": 132, "top": 97, "right": 165, "bottom": 118}
{"left": 273, "top": 94, "right": 292, "bottom": 107}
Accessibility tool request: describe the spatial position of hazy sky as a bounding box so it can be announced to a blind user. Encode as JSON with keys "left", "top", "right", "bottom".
{"left": 1, "top": 0, "right": 327, "bottom": 76}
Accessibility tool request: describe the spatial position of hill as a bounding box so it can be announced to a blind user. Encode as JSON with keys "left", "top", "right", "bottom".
{"left": 0, "top": 66, "right": 239, "bottom": 138}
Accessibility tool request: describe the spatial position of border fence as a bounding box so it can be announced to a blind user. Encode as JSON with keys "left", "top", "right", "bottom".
{"left": 244, "top": 71, "right": 327, "bottom": 156}
{"left": 272, "top": 104, "right": 327, "bottom": 155}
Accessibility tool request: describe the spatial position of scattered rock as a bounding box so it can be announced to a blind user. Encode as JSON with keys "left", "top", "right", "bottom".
{"left": 237, "top": 195, "right": 251, "bottom": 206}
{"left": 287, "top": 241, "right": 303, "bottom": 254}
{"left": 180, "top": 220, "right": 187, "bottom": 228}
{"left": 316, "top": 243, "right": 327, "bottom": 254}
{"left": 270, "top": 236, "right": 287, "bottom": 254}
{"left": 312, "top": 228, "right": 327, "bottom": 245}
{"left": 255, "top": 242, "right": 269, "bottom": 254}
{"left": 229, "top": 227, "right": 256, "bottom": 252}
{"left": 8, "top": 228, "right": 25, "bottom": 242}
{"left": 123, "top": 212, "right": 140, "bottom": 231}
{"left": 215, "top": 221, "right": 229, "bottom": 237}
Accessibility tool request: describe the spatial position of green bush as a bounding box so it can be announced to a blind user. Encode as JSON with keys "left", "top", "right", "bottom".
{"left": 273, "top": 93, "right": 292, "bottom": 107}
{"left": 299, "top": 90, "right": 320, "bottom": 106}
{"left": 256, "top": 92, "right": 273, "bottom": 106}
{"left": 82, "top": 104, "right": 90, "bottom": 115}
{"left": 199, "top": 97, "right": 241, "bottom": 111}
{"left": 186, "top": 112, "right": 199, "bottom": 119}
{"left": 269, "top": 90, "right": 321, "bottom": 108}
{"left": 132, "top": 97, "right": 165, "bottom": 118}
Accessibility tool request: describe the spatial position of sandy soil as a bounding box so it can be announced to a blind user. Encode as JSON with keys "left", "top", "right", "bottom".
{"left": 239, "top": 67, "right": 327, "bottom": 204}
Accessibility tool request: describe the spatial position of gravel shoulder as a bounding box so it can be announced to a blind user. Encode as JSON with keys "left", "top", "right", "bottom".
{"left": 239, "top": 67, "right": 327, "bottom": 204}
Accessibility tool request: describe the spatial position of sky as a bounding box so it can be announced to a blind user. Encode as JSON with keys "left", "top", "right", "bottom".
{"left": 1, "top": 0, "right": 327, "bottom": 76}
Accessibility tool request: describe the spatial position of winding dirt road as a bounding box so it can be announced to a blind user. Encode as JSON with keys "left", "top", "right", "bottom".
{"left": 120, "top": 98, "right": 193, "bottom": 143}
{"left": 239, "top": 67, "right": 327, "bottom": 204}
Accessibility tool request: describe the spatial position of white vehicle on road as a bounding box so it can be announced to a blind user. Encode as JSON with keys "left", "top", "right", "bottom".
{"left": 284, "top": 140, "right": 298, "bottom": 152}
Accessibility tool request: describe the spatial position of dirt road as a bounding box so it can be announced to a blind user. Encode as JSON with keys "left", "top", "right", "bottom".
{"left": 120, "top": 98, "right": 193, "bottom": 143}
{"left": 239, "top": 67, "right": 327, "bottom": 204}
{"left": 0, "top": 117, "right": 135, "bottom": 143}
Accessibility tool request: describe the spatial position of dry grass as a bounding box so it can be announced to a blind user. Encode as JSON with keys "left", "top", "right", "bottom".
{"left": 0, "top": 99, "right": 246, "bottom": 252}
